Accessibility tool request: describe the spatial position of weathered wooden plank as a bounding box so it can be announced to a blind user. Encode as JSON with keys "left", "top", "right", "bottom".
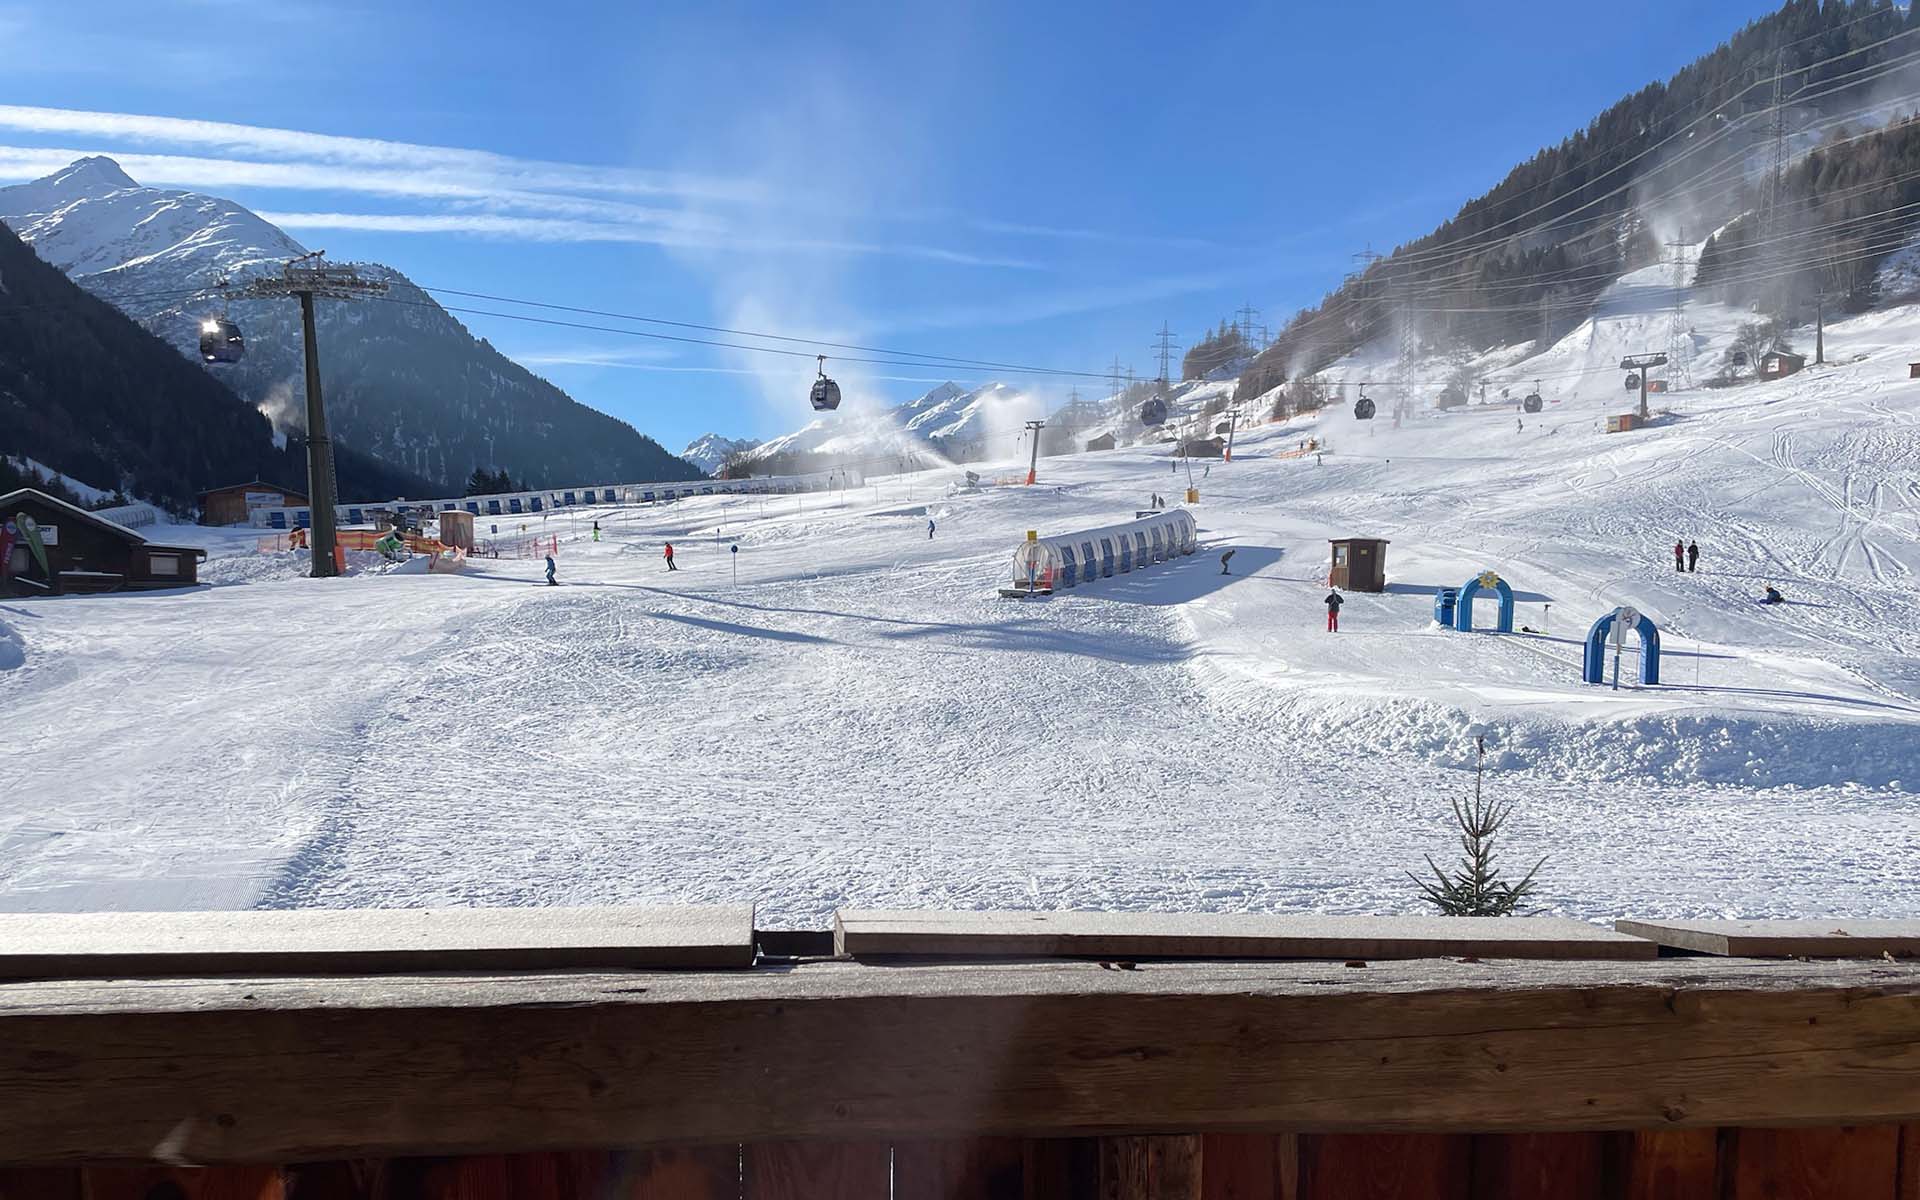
{"left": 2, "top": 959, "right": 1919, "bottom": 1164}
{"left": 836, "top": 911, "right": 1655, "bottom": 961}
{"left": 77, "top": 1166, "right": 284, "bottom": 1199}
{"left": 1198, "top": 1133, "right": 1291, "bottom": 1200}
{"left": 1469, "top": 1132, "right": 1611, "bottom": 1200}
{"left": 1724, "top": 1126, "right": 1902, "bottom": 1199}
{"left": 1096, "top": 1136, "right": 1202, "bottom": 1199}
{"left": 1617, "top": 919, "right": 1920, "bottom": 959}
{"left": 1621, "top": 1129, "right": 1719, "bottom": 1200}
{"left": 0, "top": 907, "right": 754, "bottom": 978}
{"left": 893, "top": 1138, "right": 1023, "bottom": 1200}
{"left": 1295, "top": 1134, "right": 1470, "bottom": 1200}
{"left": 743, "top": 1140, "right": 887, "bottom": 1200}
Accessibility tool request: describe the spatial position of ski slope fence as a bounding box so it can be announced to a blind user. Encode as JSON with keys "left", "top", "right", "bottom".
{"left": 1011, "top": 509, "right": 1199, "bottom": 591}
{"left": 241, "top": 469, "right": 864, "bottom": 531}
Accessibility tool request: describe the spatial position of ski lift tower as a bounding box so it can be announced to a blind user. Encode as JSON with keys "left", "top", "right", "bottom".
{"left": 1620, "top": 353, "right": 1667, "bottom": 422}
{"left": 237, "top": 253, "right": 389, "bottom": 578}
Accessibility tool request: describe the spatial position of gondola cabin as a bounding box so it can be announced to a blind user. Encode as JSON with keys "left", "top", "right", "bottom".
{"left": 1139, "top": 396, "right": 1168, "bottom": 427}
{"left": 1522, "top": 393, "right": 1543, "bottom": 413}
{"left": 199, "top": 317, "right": 244, "bottom": 364}
{"left": 809, "top": 355, "right": 842, "bottom": 412}
{"left": 1327, "top": 537, "right": 1388, "bottom": 593}
{"left": 1353, "top": 396, "right": 1376, "bottom": 420}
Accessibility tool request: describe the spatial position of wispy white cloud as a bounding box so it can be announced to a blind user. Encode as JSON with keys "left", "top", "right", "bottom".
{"left": 0, "top": 105, "right": 753, "bottom": 203}
{"left": 876, "top": 268, "right": 1242, "bottom": 333}
{"left": 0, "top": 106, "right": 1044, "bottom": 266}
{"left": 258, "top": 211, "right": 1039, "bottom": 268}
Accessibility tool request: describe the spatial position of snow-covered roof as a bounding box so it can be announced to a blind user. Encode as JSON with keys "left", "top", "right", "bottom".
{"left": 0, "top": 488, "right": 151, "bottom": 543}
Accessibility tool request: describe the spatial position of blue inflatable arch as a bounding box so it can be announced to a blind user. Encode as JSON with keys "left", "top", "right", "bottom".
{"left": 1583, "top": 609, "right": 1661, "bottom": 685}
{"left": 1453, "top": 573, "right": 1515, "bottom": 633}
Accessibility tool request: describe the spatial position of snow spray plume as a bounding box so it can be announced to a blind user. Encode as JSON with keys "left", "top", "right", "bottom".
{"left": 662, "top": 57, "right": 932, "bottom": 438}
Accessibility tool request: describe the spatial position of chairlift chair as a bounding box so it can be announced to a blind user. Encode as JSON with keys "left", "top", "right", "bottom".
{"left": 809, "top": 354, "right": 842, "bottom": 412}
{"left": 199, "top": 316, "right": 245, "bottom": 364}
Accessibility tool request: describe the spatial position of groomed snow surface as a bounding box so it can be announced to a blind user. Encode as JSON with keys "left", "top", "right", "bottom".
{"left": 5, "top": 305, "right": 1920, "bottom": 925}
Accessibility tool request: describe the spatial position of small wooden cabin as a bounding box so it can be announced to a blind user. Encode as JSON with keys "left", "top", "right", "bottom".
{"left": 1328, "top": 537, "right": 1388, "bottom": 592}
{"left": 1, "top": 488, "right": 205, "bottom": 596}
{"left": 436, "top": 509, "right": 476, "bottom": 551}
{"left": 197, "top": 480, "right": 307, "bottom": 527}
{"left": 1762, "top": 350, "right": 1807, "bottom": 378}
{"left": 1084, "top": 432, "right": 1117, "bottom": 453}
{"left": 1607, "top": 413, "right": 1640, "bottom": 433}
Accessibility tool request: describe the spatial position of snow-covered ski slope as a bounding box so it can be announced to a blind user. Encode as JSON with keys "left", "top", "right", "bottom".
{"left": 4, "top": 304, "right": 1919, "bottom": 924}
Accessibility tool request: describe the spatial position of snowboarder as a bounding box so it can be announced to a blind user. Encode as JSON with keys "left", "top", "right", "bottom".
{"left": 1220, "top": 549, "right": 1235, "bottom": 575}
{"left": 1171, "top": 461, "right": 1177, "bottom": 474}
{"left": 1315, "top": 452, "right": 1323, "bottom": 465}
{"left": 592, "top": 520, "right": 600, "bottom": 543}
{"left": 927, "top": 518, "right": 936, "bottom": 540}
{"left": 1203, "top": 464, "right": 1211, "bottom": 478}
{"left": 1516, "top": 417, "right": 1524, "bottom": 433}
{"left": 663, "top": 542, "right": 677, "bottom": 571}
{"left": 1762, "top": 584, "right": 1784, "bottom": 605}
{"left": 1324, "top": 589, "right": 1343, "bottom": 632}
{"left": 544, "top": 554, "right": 557, "bottom": 586}
{"left": 1672, "top": 540, "right": 1686, "bottom": 572}
{"left": 1687, "top": 540, "right": 1699, "bottom": 572}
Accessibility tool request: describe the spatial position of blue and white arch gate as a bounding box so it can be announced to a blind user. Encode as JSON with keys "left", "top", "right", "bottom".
{"left": 1453, "top": 571, "right": 1515, "bottom": 633}
{"left": 1583, "top": 607, "right": 1662, "bottom": 686}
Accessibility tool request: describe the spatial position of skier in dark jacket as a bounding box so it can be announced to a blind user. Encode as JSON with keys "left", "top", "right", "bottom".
{"left": 1687, "top": 540, "right": 1699, "bottom": 572}
{"left": 927, "top": 518, "right": 936, "bottom": 540}
{"left": 663, "top": 542, "right": 676, "bottom": 571}
{"left": 1672, "top": 540, "right": 1686, "bottom": 572}
{"left": 1324, "top": 589, "right": 1344, "bottom": 632}
{"left": 544, "top": 554, "right": 557, "bottom": 586}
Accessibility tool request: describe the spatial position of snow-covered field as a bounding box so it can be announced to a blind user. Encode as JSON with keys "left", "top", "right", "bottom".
{"left": 4, "top": 299, "right": 1919, "bottom": 925}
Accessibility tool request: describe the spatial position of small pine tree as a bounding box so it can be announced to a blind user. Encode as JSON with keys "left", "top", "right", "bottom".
{"left": 1410, "top": 737, "right": 1545, "bottom": 917}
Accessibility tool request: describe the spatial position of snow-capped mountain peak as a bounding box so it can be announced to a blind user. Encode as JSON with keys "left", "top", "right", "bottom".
{"left": 681, "top": 432, "right": 762, "bottom": 476}
{"left": 0, "top": 157, "right": 701, "bottom": 491}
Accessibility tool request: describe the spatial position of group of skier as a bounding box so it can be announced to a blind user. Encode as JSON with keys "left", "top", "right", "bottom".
{"left": 1671, "top": 539, "right": 1701, "bottom": 572}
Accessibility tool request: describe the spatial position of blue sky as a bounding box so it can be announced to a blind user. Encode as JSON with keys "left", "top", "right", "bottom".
{"left": 1, "top": 0, "right": 1777, "bottom": 451}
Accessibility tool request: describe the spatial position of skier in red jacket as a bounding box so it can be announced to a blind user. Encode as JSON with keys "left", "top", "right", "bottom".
{"left": 1672, "top": 540, "right": 1685, "bottom": 572}
{"left": 663, "top": 542, "right": 677, "bottom": 571}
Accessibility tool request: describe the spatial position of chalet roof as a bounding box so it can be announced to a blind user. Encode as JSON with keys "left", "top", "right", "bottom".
{"left": 0, "top": 488, "right": 146, "bottom": 544}
{"left": 196, "top": 479, "right": 306, "bottom": 500}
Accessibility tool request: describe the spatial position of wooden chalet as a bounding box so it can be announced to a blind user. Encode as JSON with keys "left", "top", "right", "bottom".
{"left": 0, "top": 488, "right": 204, "bottom": 596}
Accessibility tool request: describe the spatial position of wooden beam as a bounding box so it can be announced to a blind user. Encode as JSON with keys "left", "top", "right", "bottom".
{"left": 0, "top": 907, "right": 755, "bottom": 978}
{"left": 0, "top": 959, "right": 1917, "bottom": 1165}
{"left": 1617, "top": 919, "right": 1920, "bottom": 959}
{"left": 836, "top": 911, "right": 1656, "bottom": 961}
